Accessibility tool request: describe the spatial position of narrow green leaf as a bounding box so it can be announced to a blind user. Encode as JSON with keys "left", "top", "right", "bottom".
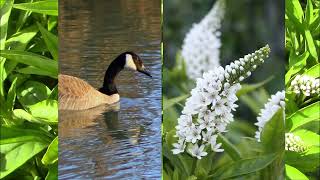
{"left": 218, "top": 134, "right": 242, "bottom": 160}
{"left": 285, "top": 51, "right": 309, "bottom": 84}
{"left": 286, "top": 101, "right": 320, "bottom": 132}
{"left": 5, "top": 77, "right": 17, "bottom": 111}
{"left": 236, "top": 77, "right": 273, "bottom": 97}
{"left": 261, "top": 110, "right": 285, "bottom": 153}
{"left": 37, "top": 22, "right": 58, "bottom": 60}
{"left": 285, "top": 164, "right": 308, "bottom": 180}
{"left": 303, "top": 63, "right": 320, "bottom": 78}
{"left": 42, "top": 137, "right": 58, "bottom": 165}
{"left": 13, "top": 0, "right": 58, "bottom": 16}
{"left": 5, "top": 25, "right": 38, "bottom": 50}
{"left": 209, "top": 153, "right": 278, "bottom": 179}
{"left": 305, "top": 0, "right": 314, "bottom": 26}
{"left": 304, "top": 30, "right": 318, "bottom": 62}
{"left": 0, "top": 0, "right": 14, "bottom": 102}
{"left": 0, "top": 50, "right": 58, "bottom": 75}
{"left": 16, "top": 66, "right": 57, "bottom": 78}
{"left": 163, "top": 94, "right": 188, "bottom": 110}
{"left": 45, "top": 163, "right": 58, "bottom": 180}
{"left": 0, "top": 0, "right": 13, "bottom": 51}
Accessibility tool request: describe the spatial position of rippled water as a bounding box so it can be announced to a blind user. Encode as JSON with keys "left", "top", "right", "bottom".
{"left": 58, "top": 0, "right": 161, "bottom": 179}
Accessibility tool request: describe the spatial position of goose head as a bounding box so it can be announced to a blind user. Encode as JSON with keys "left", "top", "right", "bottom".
{"left": 123, "top": 52, "right": 152, "bottom": 77}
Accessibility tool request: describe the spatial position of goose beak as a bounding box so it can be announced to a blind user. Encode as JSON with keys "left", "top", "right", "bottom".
{"left": 138, "top": 68, "right": 152, "bottom": 78}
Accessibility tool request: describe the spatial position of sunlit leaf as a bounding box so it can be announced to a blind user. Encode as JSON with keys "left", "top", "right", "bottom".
{"left": 286, "top": 101, "right": 320, "bottom": 132}
{"left": 13, "top": 0, "right": 58, "bottom": 16}
{"left": 0, "top": 50, "right": 58, "bottom": 75}
{"left": 285, "top": 164, "right": 308, "bottom": 180}
{"left": 42, "top": 137, "right": 58, "bottom": 165}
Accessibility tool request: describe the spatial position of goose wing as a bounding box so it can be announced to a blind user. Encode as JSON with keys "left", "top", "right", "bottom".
{"left": 58, "top": 74, "right": 109, "bottom": 110}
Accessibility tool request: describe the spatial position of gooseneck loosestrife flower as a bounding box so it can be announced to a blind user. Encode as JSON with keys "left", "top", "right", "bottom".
{"left": 285, "top": 133, "right": 309, "bottom": 153}
{"left": 172, "top": 45, "right": 271, "bottom": 159}
{"left": 254, "top": 91, "right": 285, "bottom": 141}
{"left": 181, "top": 0, "right": 225, "bottom": 80}
{"left": 290, "top": 75, "right": 320, "bottom": 97}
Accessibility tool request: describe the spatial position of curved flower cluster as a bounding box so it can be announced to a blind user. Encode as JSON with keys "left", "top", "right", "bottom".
{"left": 254, "top": 91, "right": 285, "bottom": 141}
{"left": 181, "top": 0, "right": 225, "bottom": 80}
{"left": 172, "top": 45, "right": 271, "bottom": 159}
{"left": 290, "top": 75, "right": 320, "bottom": 96}
{"left": 285, "top": 133, "right": 308, "bottom": 152}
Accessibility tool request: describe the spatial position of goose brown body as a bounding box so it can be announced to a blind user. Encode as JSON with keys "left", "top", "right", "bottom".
{"left": 58, "top": 74, "right": 119, "bottom": 110}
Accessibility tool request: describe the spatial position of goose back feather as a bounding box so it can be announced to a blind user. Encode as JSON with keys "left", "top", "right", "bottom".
{"left": 58, "top": 74, "right": 119, "bottom": 110}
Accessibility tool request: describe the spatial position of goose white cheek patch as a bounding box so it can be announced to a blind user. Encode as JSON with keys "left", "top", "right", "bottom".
{"left": 125, "top": 54, "right": 137, "bottom": 70}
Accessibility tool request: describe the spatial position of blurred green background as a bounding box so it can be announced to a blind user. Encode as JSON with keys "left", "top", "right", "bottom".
{"left": 163, "top": 0, "right": 285, "bottom": 125}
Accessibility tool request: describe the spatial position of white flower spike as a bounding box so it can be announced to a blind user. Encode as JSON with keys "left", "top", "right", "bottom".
{"left": 285, "top": 133, "right": 309, "bottom": 153}
{"left": 254, "top": 91, "right": 285, "bottom": 141}
{"left": 181, "top": 0, "right": 225, "bottom": 80}
{"left": 174, "top": 45, "right": 271, "bottom": 157}
{"left": 290, "top": 75, "right": 320, "bottom": 96}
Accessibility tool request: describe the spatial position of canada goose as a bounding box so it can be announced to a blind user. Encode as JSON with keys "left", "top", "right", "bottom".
{"left": 58, "top": 52, "right": 152, "bottom": 110}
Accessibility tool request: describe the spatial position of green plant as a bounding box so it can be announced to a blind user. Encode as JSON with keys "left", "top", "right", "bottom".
{"left": 162, "top": 0, "right": 287, "bottom": 179}
{"left": 285, "top": 0, "right": 320, "bottom": 179}
{"left": 0, "top": 0, "right": 58, "bottom": 179}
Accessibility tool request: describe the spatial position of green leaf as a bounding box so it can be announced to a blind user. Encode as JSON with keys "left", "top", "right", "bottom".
{"left": 13, "top": 0, "right": 58, "bottom": 16}
{"left": 218, "top": 134, "right": 241, "bottom": 160}
{"left": 37, "top": 22, "right": 58, "bottom": 60}
{"left": 28, "top": 99, "right": 58, "bottom": 124}
{"left": 17, "top": 81, "right": 51, "bottom": 107}
{"left": 285, "top": 51, "right": 309, "bottom": 84}
{"left": 0, "top": 126, "right": 51, "bottom": 144}
{"left": 5, "top": 25, "right": 38, "bottom": 50}
{"left": 286, "top": 0, "right": 304, "bottom": 23}
{"left": 305, "top": 0, "right": 314, "bottom": 26}
{"left": 0, "top": 0, "right": 13, "bottom": 51}
{"left": 45, "top": 162, "right": 58, "bottom": 180}
{"left": 260, "top": 110, "right": 285, "bottom": 153}
{"left": 163, "top": 94, "right": 188, "bottom": 110}
{"left": 236, "top": 77, "right": 273, "bottom": 97}
{"left": 208, "top": 153, "right": 278, "bottom": 179}
{"left": 16, "top": 66, "right": 57, "bottom": 78}
{"left": 285, "top": 164, "right": 308, "bottom": 180}
{"left": 303, "top": 63, "right": 320, "bottom": 78}
{"left": 304, "top": 30, "right": 318, "bottom": 62}
{"left": 285, "top": 146, "right": 320, "bottom": 172}
{"left": 42, "top": 137, "right": 58, "bottom": 165}
{"left": 0, "top": 0, "right": 14, "bottom": 101}
{"left": 286, "top": 101, "right": 320, "bottom": 132}
{"left": 48, "top": 85, "right": 58, "bottom": 100}
{"left": 293, "top": 129, "right": 320, "bottom": 146}
{"left": 0, "top": 50, "right": 58, "bottom": 76}
{"left": 12, "top": 109, "right": 53, "bottom": 124}
{"left": 6, "top": 77, "right": 17, "bottom": 111}
{"left": 0, "top": 142, "right": 48, "bottom": 179}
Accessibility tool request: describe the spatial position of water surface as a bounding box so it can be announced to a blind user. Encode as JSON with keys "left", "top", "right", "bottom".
{"left": 59, "top": 0, "right": 161, "bottom": 179}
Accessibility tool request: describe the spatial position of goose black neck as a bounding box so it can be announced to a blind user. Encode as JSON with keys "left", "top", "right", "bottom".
{"left": 99, "top": 55, "right": 126, "bottom": 95}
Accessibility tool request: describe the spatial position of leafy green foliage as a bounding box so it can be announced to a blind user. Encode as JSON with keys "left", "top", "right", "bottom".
{"left": 285, "top": 0, "right": 320, "bottom": 178}
{"left": 0, "top": 0, "right": 58, "bottom": 179}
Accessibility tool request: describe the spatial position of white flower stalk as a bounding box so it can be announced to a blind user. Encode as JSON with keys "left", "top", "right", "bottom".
{"left": 254, "top": 91, "right": 285, "bottom": 141}
{"left": 285, "top": 133, "right": 308, "bottom": 153}
{"left": 172, "top": 45, "right": 271, "bottom": 158}
{"left": 290, "top": 75, "right": 320, "bottom": 96}
{"left": 181, "top": 0, "right": 225, "bottom": 80}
